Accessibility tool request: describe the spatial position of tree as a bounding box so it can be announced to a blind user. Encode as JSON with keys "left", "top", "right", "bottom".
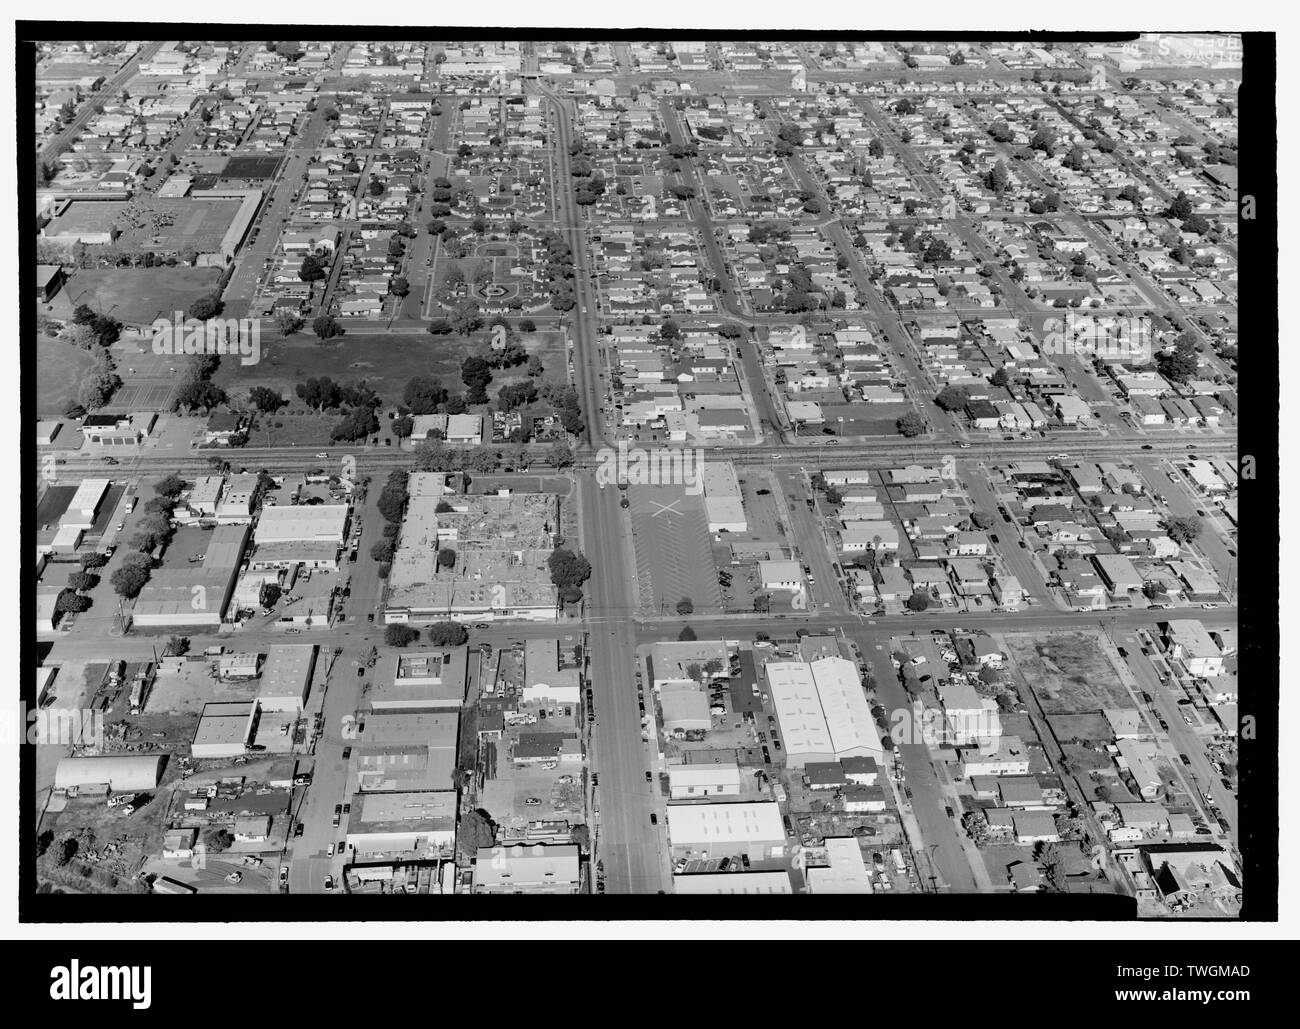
{"left": 312, "top": 315, "right": 343, "bottom": 340}
{"left": 678, "top": 626, "right": 697, "bottom": 641}
{"left": 389, "top": 275, "right": 410, "bottom": 298}
{"left": 519, "top": 318, "right": 537, "bottom": 333}
{"left": 298, "top": 255, "right": 327, "bottom": 282}
{"left": 202, "top": 828, "right": 233, "bottom": 853}
{"left": 437, "top": 548, "right": 457, "bottom": 571}
{"left": 934, "top": 385, "right": 970, "bottom": 411}
{"left": 896, "top": 411, "right": 926, "bottom": 437}
{"left": 990, "top": 367, "right": 1012, "bottom": 388}
{"left": 426, "top": 621, "right": 469, "bottom": 646}
{"left": 456, "top": 808, "right": 497, "bottom": 861}
{"left": 548, "top": 440, "right": 575, "bottom": 468}
{"left": 403, "top": 376, "right": 449, "bottom": 415}
{"left": 55, "top": 590, "right": 91, "bottom": 614}
{"left": 1165, "top": 515, "right": 1202, "bottom": 544}
{"left": 548, "top": 547, "right": 592, "bottom": 590}
{"left": 970, "top": 510, "right": 995, "bottom": 530}
{"left": 258, "top": 582, "right": 282, "bottom": 609}
{"left": 165, "top": 635, "right": 190, "bottom": 657}
{"left": 331, "top": 407, "right": 379, "bottom": 442}
{"left": 906, "top": 591, "right": 930, "bottom": 612}
{"left": 370, "top": 539, "right": 396, "bottom": 563}
{"left": 248, "top": 387, "right": 285, "bottom": 413}
{"left": 385, "top": 625, "right": 419, "bottom": 648}
{"left": 187, "top": 294, "right": 223, "bottom": 320}
{"left": 461, "top": 356, "right": 493, "bottom": 404}
{"left": 676, "top": 597, "right": 694, "bottom": 615}
{"left": 66, "top": 571, "right": 98, "bottom": 593}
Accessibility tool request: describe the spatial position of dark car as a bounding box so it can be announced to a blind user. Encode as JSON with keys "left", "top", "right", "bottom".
{"left": 366, "top": 613, "right": 374, "bottom": 623}
{"left": 1158, "top": 718, "right": 1169, "bottom": 731}
{"left": 592, "top": 773, "right": 599, "bottom": 787}
{"left": 645, "top": 771, "right": 653, "bottom": 783}
{"left": 650, "top": 813, "right": 657, "bottom": 825}
{"left": 342, "top": 747, "right": 351, "bottom": 759}
{"left": 990, "top": 534, "right": 999, "bottom": 544}
{"left": 772, "top": 739, "right": 782, "bottom": 751}
{"left": 762, "top": 746, "right": 772, "bottom": 763}
{"left": 1180, "top": 754, "right": 1192, "bottom": 766}
{"left": 294, "top": 822, "right": 304, "bottom": 838}
{"left": 740, "top": 854, "right": 751, "bottom": 868}
{"left": 1141, "top": 444, "right": 1154, "bottom": 450}
{"left": 718, "top": 857, "right": 731, "bottom": 871}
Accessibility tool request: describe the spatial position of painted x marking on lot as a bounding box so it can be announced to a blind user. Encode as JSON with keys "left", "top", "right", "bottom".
{"left": 650, "top": 499, "right": 683, "bottom": 519}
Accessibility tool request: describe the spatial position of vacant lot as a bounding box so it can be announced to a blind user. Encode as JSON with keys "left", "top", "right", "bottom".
{"left": 36, "top": 337, "right": 98, "bottom": 416}
{"left": 1004, "top": 631, "right": 1135, "bottom": 715}
{"left": 214, "top": 329, "right": 566, "bottom": 409}
{"left": 65, "top": 267, "right": 223, "bottom": 326}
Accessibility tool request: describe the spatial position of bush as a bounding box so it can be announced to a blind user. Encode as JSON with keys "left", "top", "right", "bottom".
{"left": 425, "top": 621, "right": 469, "bottom": 646}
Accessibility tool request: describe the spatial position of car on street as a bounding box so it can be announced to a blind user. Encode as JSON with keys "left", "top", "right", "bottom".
{"left": 316, "top": 452, "right": 329, "bottom": 458}
{"left": 650, "top": 813, "right": 658, "bottom": 825}
{"left": 1141, "top": 444, "right": 1154, "bottom": 450}
{"left": 1180, "top": 754, "right": 1191, "bottom": 766}
{"left": 294, "top": 822, "right": 304, "bottom": 837}
{"left": 645, "top": 771, "right": 653, "bottom": 782}
{"left": 1158, "top": 718, "right": 1169, "bottom": 731}
{"left": 322, "top": 875, "right": 334, "bottom": 891}
{"left": 342, "top": 747, "right": 351, "bottom": 759}
{"left": 336, "top": 842, "right": 346, "bottom": 855}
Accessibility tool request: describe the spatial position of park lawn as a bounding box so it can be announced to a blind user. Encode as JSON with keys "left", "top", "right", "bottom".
{"left": 64, "top": 267, "right": 223, "bottom": 325}
{"left": 36, "top": 336, "right": 98, "bottom": 416}
{"left": 216, "top": 329, "right": 568, "bottom": 408}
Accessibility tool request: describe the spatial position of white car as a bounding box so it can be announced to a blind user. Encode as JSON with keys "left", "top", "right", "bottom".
{"left": 315, "top": 452, "right": 329, "bottom": 458}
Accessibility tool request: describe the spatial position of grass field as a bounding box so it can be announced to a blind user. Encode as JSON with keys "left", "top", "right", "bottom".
{"left": 36, "top": 337, "right": 98, "bottom": 416}
{"left": 66, "top": 267, "right": 223, "bottom": 326}
{"left": 215, "top": 330, "right": 567, "bottom": 408}
{"left": 1004, "top": 631, "right": 1135, "bottom": 715}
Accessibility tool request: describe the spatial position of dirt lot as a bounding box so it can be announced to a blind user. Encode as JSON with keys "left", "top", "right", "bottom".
{"left": 1003, "top": 631, "right": 1136, "bottom": 714}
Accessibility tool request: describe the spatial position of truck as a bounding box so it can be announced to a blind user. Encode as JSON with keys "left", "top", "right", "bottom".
{"left": 891, "top": 848, "right": 907, "bottom": 875}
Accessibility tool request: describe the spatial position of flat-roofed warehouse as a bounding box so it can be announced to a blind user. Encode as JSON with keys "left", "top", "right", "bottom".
{"left": 701, "top": 461, "right": 747, "bottom": 533}
{"left": 253, "top": 504, "right": 349, "bottom": 545}
{"left": 472, "top": 844, "right": 581, "bottom": 894}
{"left": 666, "top": 801, "right": 786, "bottom": 861}
{"left": 354, "top": 711, "right": 459, "bottom": 792}
{"left": 131, "top": 524, "right": 250, "bottom": 628}
{"left": 763, "top": 661, "right": 835, "bottom": 767}
{"left": 369, "top": 646, "right": 469, "bottom": 710}
{"left": 345, "top": 790, "right": 457, "bottom": 856}
{"left": 55, "top": 754, "right": 167, "bottom": 793}
{"left": 256, "top": 644, "right": 317, "bottom": 713}
{"left": 384, "top": 491, "right": 558, "bottom": 623}
{"left": 673, "top": 871, "right": 793, "bottom": 894}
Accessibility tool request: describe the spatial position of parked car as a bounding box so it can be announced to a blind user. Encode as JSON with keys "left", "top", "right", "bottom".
{"left": 645, "top": 771, "right": 653, "bottom": 783}
{"left": 650, "top": 813, "right": 657, "bottom": 825}
{"left": 322, "top": 875, "right": 334, "bottom": 891}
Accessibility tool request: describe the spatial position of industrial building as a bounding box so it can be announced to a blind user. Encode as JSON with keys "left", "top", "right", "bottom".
{"left": 764, "top": 656, "right": 885, "bottom": 768}
{"left": 54, "top": 754, "right": 166, "bottom": 793}
{"left": 806, "top": 836, "right": 873, "bottom": 893}
{"left": 472, "top": 844, "right": 581, "bottom": 894}
{"left": 256, "top": 644, "right": 317, "bottom": 713}
{"left": 344, "top": 790, "right": 457, "bottom": 856}
{"left": 665, "top": 802, "right": 786, "bottom": 861}
{"left": 673, "top": 871, "right": 792, "bottom": 894}
{"left": 668, "top": 762, "right": 742, "bottom": 800}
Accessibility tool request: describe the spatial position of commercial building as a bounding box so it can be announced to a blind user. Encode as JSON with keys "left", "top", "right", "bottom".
{"left": 701, "top": 461, "right": 747, "bottom": 533}
{"left": 369, "top": 646, "right": 469, "bottom": 710}
{"left": 520, "top": 637, "right": 582, "bottom": 706}
{"left": 384, "top": 492, "right": 558, "bottom": 623}
{"left": 660, "top": 684, "right": 712, "bottom": 734}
